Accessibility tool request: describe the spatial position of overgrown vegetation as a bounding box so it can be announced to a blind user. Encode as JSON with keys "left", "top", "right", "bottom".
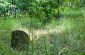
{"left": 0, "top": 0, "right": 85, "bottom": 55}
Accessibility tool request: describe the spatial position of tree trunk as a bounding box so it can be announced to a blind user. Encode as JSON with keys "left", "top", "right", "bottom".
{"left": 57, "top": 0, "right": 60, "bottom": 18}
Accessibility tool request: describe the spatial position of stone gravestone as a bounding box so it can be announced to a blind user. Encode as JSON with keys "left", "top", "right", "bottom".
{"left": 11, "top": 30, "right": 29, "bottom": 50}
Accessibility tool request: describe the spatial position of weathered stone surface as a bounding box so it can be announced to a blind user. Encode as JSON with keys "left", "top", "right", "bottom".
{"left": 11, "top": 30, "right": 29, "bottom": 50}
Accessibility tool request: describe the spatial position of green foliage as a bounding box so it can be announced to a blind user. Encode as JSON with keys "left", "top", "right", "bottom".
{"left": 0, "top": 0, "right": 10, "bottom": 15}
{"left": 78, "top": 0, "right": 85, "bottom": 7}
{"left": 0, "top": 0, "right": 85, "bottom": 55}
{"left": 15, "top": 0, "right": 29, "bottom": 10}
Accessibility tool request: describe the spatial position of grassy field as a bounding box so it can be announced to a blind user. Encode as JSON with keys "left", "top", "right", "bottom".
{"left": 0, "top": 7, "right": 85, "bottom": 55}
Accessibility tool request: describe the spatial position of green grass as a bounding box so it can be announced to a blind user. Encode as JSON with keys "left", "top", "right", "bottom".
{"left": 0, "top": 8, "right": 85, "bottom": 55}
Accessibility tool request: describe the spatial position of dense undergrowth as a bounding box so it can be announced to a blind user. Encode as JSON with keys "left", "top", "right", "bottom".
{"left": 0, "top": 8, "right": 85, "bottom": 55}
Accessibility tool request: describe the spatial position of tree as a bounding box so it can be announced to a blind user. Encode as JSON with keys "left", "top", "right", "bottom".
{"left": 0, "top": 0, "right": 10, "bottom": 17}
{"left": 27, "top": 0, "right": 63, "bottom": 23}
{"left": 0, "top": 0, "right": 17, "bottom": 17}
{"left": 15, "top": 0, "right": 29, "bottom": 11}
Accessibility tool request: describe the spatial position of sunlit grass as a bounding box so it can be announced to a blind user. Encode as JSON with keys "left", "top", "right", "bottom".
{"left": 0, "top": 8, "right": 85, "bottom": 55}
{"left": 0, "top": 18, "right": 21, "bottom": 30}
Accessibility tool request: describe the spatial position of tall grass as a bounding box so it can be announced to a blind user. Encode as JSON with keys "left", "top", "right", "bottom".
{"left": 0, "top": 8, "right": 85, "bottom": 55}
